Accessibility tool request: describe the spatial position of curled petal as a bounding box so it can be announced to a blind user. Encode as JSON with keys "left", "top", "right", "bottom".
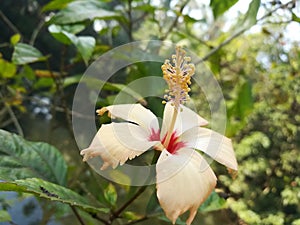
{"left": 156, "top": 148, "right": 217, "bottom": 225}
{"left": 98, "top": 104, "right": 159, "bottom": 135}
{"left": 161, "top": 102, "right": 208, "bottom": 139}
{"left": 180, "top": 127, "right": 238, "bottom": 170}
{"left": 81, "top": 123, "right": 158, "bottom": 170}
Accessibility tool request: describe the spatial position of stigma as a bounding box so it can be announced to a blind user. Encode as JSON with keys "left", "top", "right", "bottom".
{"left": 161, "top": 46, "right": 195, "bottom": 107}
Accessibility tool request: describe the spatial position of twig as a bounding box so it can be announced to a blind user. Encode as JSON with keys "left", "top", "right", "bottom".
{"left": 0, "top": 9, "right": 21, "bottom": 34}
{"left": 195, "top": 0, "right": 295, "bottom": 64}
{"left": 159, "top": 0, "right": 190, "bottom": 41}
{"left": 0, "top": 93, "right": 24, "bottom": 137}
{"left": 112, "top": 185, "right": 148, "bottom": 220}
{"left": 127, "top": 0, "right": 133, "bottom": 41}
{"left": 70, "top": 206, "right": 86, "bottom": 225}
{"left": 29, "top": 15, "right": 45, "bottom": 46}
{"left": 111, "top": 151, "right": 160, "bottom": 219}
{"left": 92, "top": 214, "right": 110, "bottom": 225}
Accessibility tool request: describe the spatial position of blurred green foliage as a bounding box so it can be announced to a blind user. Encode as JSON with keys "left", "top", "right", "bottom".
{"left": 0, "top": 0, "right": 299, "bottom": 224}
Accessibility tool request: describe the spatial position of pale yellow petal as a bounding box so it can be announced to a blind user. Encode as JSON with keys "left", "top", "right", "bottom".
{"left": 161, "top": 102, "right": 208, "bottom": 139}
{"left": 156, "top": 148, "right": 217, "bottom": 225}
{"left": 101, "top": 104, "right": 159, "bottom": 134}
{"left": 180, "top": 127, "right": 238, "bottom": 170}
{"left": 81, "top": 123, "right": 158, "bottom": 169}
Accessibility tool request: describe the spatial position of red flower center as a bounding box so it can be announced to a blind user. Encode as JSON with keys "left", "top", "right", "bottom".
{"left": 148, "top": 128, "right": 186, "bottom": 154}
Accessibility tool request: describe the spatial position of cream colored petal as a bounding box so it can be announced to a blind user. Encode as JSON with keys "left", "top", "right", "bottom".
{"left": 161, "top": 102, "right": 208, "bottom": 139}
{"left": 80, "top": 123, "right": 158, "bottom": 170}
{"left": 180, "top": 127, "right": 238, "bottom": 170}
{"left": 156, "top": 148, "right": 217, "bottom": 225}
{"left": 100, "top": 104, "right": 159, "bottom": 135}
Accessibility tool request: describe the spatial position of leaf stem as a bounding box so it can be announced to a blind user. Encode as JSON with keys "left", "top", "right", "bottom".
{"left": 70, "top": 206, "right": 86, "bottom": 225}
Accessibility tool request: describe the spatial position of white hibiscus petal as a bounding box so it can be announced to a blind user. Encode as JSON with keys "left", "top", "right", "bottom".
{"left": 98, "top": 104, "right": 159, "bottom": 135}
{"left": 180, "top": 127, "right": 238, "bottom": 170}
{"left": 156, "top": 148, "right": 217, "bottom": 225}
{"left": 161, "top": 102, "right": 208, "bottom": 139}
{"left": 81, "top": 123, "right": 159, "bottom": 170}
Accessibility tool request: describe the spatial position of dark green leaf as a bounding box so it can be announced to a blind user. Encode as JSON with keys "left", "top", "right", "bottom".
{"left": 158, "top": 215, "right": 186, "bottom": 225}
{"left": 210, "top": 0, "right": 239, "bottom": 18}
{"left": 104, "top": 183, "right": 117, "bottom": 207}
{"left": 0, "top": 129, "right": 67, "bottom": 186}
{"left": 199, "top": 191, "right": 226, "bottom": 212}
{"left": 12, "top": 43, "right": 47, "bottom": 65}
{"left": 0, "top": 178, "right": 107, "bottom": 214}
{"left": 34, "top": 77, "right": 54, "bottom": 89}
{"left": 242, "top": 0, "right": 261, "bottom": 28}
{"left": 237, "top": 80, "right": 253, "bottom": 120}
{"left": 49, "top": 0, "right": 119, "bottom": 24}
{"left": 146, "top": 190, "right": 162, "bottom": 215}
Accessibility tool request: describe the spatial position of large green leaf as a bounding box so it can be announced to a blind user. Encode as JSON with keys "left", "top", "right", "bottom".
{"left": 12, "top": 43, "right": 48, "bottom": 65}
{"left": 49, "top": 0, "right": 119, "bottom": 24}
{"left": 210, "top": 0, "right": 239, "bottom": 19}
{"left": 0, "top": 178, "right": 107, "bottom": 214}
{"left": 0, "top": 129, "right": 67, "bottom": 186}
{"left": 48, "top": 24, "right": 95, "bottom": 65}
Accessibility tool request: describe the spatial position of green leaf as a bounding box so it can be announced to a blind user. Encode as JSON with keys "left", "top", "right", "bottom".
{"left": 75, "top": 36, "right": 96, "bottom": 65}
{"left": 146, "top": 190, "right": 162, "bottom": 215}
{"left": 12, "top": 43, "right": 47, "bottom": 65}
{"left": 158, "top": 215, "right": 186, "bottom": 225}
{"left": 104, "top": 183, "right": 117, "bottom": 207}
{"left": 34, "top": 77, "right": 54, "bottom": 89}
{"left": 210, "top": 0, "right": 239, "bottom": 19}
{"left": 63, "top": 75, "right": 146, "bottom": 104}
{"left": 10, "top": 34, "right": 21, "bottom": 46}
{"left": 199, "top": 191, "right": 227, "bottom": 212}
{"left": 0, "top": 210, "right": 11, "bottom": 222}
{"left": 0, "top": 59, "right": 16, "bottom": 78}
{"left": 42, "top": 0, "right": 73, "bottom": 12}
{"left": 237, "top": 80, "right": 253, "bottom": 120}
{"left": 122, "top": 211, "right": 143, "bottom": 221}
{"left": 0, "top": 129, "right": 67, "bottom": 186}
{"left": 0, "top": 178, "right": 107, "bottom": 214}
{"left": 292, "top": 13, "right": 300, "bottom": 23}
{"left": 48, "top": 24, "right": 86, "bottom": 44}
{"left": 49, "top": 0, "right": 119, "bottom": 24}
{"left": 242, "top": 0, "right": 261, "bottom": 28}
{"left": 48, "top": 25, "right": 95, "bottom": 64}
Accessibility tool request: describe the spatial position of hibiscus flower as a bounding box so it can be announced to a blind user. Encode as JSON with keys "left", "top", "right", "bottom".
{"left": 81, "top": 46, "right": 238, "bottom": 225}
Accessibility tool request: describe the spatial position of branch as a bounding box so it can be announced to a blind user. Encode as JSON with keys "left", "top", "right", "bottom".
{"left": 195, "top": 0, "right": 295, "bottom": 64}
{"left": 0, "top": 9, "right": 21, "bottom": 34}
{"left": 0, "top": 93, "right": 24, "bottom": 137}
{"left": 160, "top": 0, "right": 190, "bottom": 40}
